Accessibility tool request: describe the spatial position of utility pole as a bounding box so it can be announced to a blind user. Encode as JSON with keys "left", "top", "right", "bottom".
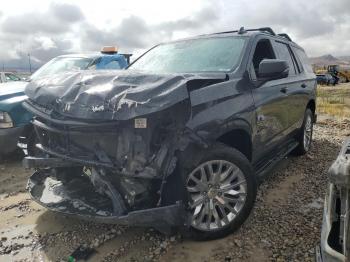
{"left": 28, "top": 53, "right": 32, "bottom": 73}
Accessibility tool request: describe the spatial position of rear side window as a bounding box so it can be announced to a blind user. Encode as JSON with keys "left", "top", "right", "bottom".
{"left": 273, "top": 41, "right": 296, "bottom": 76}
{"left": 292, "top": 47, "right": 313, "bottom": 73}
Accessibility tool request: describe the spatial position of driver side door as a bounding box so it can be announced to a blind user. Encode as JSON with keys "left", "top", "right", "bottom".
{"left": 250, "top": 37, "right": 290, "bottom": 163}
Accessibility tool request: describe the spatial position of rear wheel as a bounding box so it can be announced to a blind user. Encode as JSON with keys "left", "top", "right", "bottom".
{"left": 293, "top": 108, "right": 313, "bottom": 155}
{"left": 182, "top": 144, "right": 257, "bottom": 240}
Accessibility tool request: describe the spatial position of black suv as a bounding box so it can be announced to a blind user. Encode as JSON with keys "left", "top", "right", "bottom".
{"left": 23, "top": 27, "right": 316, "bottom": 239}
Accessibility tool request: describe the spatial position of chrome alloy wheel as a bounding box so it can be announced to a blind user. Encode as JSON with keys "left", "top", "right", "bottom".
{"left": 303, "top": 114, "right": 313, "bottom": 151}
{"left": 186, "top": 160, "right": 247, "bottom": 231}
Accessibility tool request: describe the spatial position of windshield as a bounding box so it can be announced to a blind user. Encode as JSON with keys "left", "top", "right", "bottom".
{"left": 31, "top": 57, "right": 93, "bottom": 80}
{"left": 129, "top": 36, "right": 247, "bottom": 73}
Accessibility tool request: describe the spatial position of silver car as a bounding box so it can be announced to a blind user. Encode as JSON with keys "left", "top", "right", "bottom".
{"left": 317, "top": 139, "right": 350, "bottom": 261}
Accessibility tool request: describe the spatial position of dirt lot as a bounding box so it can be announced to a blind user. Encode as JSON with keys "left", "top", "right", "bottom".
{"left": 1, "top": 85, "right": 350, "bottom": 261}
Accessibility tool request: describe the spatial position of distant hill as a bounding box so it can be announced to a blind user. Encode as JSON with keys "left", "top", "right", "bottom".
{"left": 338, "top": 56, "right": 350, "bottom": 62}
{"left": 310, "top": 54, "right": 350, "bottom": 68}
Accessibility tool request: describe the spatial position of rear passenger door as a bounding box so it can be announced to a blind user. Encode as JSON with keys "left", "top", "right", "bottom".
{"left": 272, "top": 41, "right": 308, "bottom": 132}
{"left": 292, "top": 46, "right": 316, "bottom": 127}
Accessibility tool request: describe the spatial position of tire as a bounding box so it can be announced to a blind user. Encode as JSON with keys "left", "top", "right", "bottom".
{"left": 180, "top": 143, "right": 257, "bottom": 240}
{"left": 292, "top": 108, "right": 314, "bottom": 156}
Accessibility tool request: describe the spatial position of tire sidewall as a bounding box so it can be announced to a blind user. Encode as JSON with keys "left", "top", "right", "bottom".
{"left": 301, "top": 109, "right": 314, "bottom": 153}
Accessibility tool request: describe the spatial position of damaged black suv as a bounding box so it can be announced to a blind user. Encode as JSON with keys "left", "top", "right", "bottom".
{"left": 23, "top": 27, "right": 316, "bottom": 239}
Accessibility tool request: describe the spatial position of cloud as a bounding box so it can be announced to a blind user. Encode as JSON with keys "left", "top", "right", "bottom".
{"left": 0, "top": 0, "right": 350, "bottom": 71}
{"left": 80, "top": 5, "right": 219, "bottom": 54}
{"left": 209, "top": 0, "right": 350, "bottom": 56}
{"left": 1, "top": 3, "right": 84, "bottom": 35}
{"left": 156, "top": 7, "right": 219, "bottom": 34}
{"left": 327, "top": 0, "right": 350, "bottom": 18}
{"left": 51, "top": 3, "right": 85, "bottom": 23}
{"left": 215, "top": 0, "right": 337, "bottom": 39}
{"left": 0, "top": 3, "right": 84, "bottom": 69}
{"left": 29, "top": 38, "right": 73, "bottom": 62}
{"left": 0, "top": 35, "right": 73, "bottom": 70}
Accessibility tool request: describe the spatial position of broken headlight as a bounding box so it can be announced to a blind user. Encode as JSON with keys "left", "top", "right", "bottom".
{"left": 0, "top": 112, "right": 14, "bottom": 128}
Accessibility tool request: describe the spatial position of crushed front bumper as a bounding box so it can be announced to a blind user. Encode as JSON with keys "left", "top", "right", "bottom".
{"left": 27, "top": 168, "right": 186, "bottom": 228}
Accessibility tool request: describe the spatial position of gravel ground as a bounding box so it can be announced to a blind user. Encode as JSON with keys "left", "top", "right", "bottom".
{"left": 0, "top": 118, "right": 349, "bottom": 261}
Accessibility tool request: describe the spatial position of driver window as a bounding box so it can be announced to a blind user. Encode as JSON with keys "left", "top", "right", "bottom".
{"left": 252, "top": 39, "right": 276, "bottom": 76}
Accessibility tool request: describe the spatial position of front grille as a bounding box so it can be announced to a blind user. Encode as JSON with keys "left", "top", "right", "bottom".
{"left": 33, "top": 117, "right": 122, "bottom": 163}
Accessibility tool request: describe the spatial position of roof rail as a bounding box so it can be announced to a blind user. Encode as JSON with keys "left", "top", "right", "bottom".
{"left": 211, "top": 29, "right": 238, "bottom": 35}
{"left": 238, "top": 27, "right": 246, "bottom": 34}
{"left": 256, "top": 27, "right": 276, "bottom": 35}
{"left": 212, "top": 27, "right": 276, "bottom": 36}
{"left": 277, "top": 33, "right": 292, "bottom": 41}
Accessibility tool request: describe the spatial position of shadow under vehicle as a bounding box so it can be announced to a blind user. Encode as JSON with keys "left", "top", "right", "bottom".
{"left": 23, "top": 27, "right": 316, "bottom": 239}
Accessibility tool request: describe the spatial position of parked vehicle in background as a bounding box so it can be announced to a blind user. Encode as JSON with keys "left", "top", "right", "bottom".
{"left": 0, "top": 72, "right": 24, "bottom": 83}
{"left": 317, "top": 139, "right": 350, "bottom": 262}
{"left": 327, "top": 65, "right": 350, "bottom": 83}
{"left": 315, "top": 64, "right": 350, "bottom": 85}
{"left": 0, "top": 47, "right": 131, "bottom": 156}
{"left": 33, "top": 48, "right": 131, "bottom": 79}
{"left": 316, "top": 73, "right": 336, "bottom": 86}
{"left": 23, "top": 27, "right": 316, "bottom": 239}
{"left": 0, "top": 81, "right": 32, "bottom": 155}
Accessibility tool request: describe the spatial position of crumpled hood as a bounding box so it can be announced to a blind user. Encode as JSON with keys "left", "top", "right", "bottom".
{"left": 25, "top": 70, "right": 227, "bottom": 120}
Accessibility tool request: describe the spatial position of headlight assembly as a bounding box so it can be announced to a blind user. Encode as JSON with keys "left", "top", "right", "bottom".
{"left": 0, "top": 112, "right": 14, "bottom": 128}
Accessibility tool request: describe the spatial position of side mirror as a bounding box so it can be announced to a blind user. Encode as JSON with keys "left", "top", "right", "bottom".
{"left": 258, "top": 59, "right": 289, "bottom": 80}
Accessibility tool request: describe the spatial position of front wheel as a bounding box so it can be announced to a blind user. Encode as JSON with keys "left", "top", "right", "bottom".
{"left": 293, "top": 108, "right": 314, "bottom": 155}
{"left": 182, "top": 144, "right": 257, "bottom": 240}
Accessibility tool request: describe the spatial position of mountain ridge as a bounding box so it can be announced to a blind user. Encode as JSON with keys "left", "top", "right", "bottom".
{"left": 309, "top": 54, "right": 350, "bottom": 67}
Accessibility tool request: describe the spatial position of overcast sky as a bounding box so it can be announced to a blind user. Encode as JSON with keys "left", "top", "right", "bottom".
{"left": 0, "top": 0, "right": 349, "bottom": 69}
